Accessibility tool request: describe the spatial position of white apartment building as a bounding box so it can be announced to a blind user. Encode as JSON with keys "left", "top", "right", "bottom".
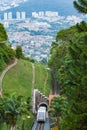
{"left": 32, "top": 11, "right": 58, "bottom": 18}
{"left": 45, "top": 11, "right": 58, "bottom": 17}
{"left": 32, "top": 12, "right": 39, "bottom": 18}
{"left": 21, "top": 12, "right": 26, "bottom": 19}
{"left": 4, "top": 22, "right": 9, "bottom": 28}
{"left": 4, "top": 12, "right": 8, "bottom": 20}
{"left": 16, "top": 12, "right": 21, "bottom": 19}
{"left": 38, "top": 12, "right": 44, "bottom": 17}
{"left": 8, "top": 12, "right": 12, "bottom": 20}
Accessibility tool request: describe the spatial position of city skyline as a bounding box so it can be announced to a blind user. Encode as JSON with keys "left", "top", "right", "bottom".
{"left": 1, "top": 11, "right": 63, "bottom": 21}
{"left": 2, "top": 11, "right": 26, "bottom": 20}
{"left": 0, "top": 0, "right": 87, "bottom": 62}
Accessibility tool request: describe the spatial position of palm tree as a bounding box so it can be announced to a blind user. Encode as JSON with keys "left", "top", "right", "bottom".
{"left": 0, "top": 97, "right": 6, "bottom": 128}
{"left": 4, "top": 94, "right": 29, "bottom": 130}
{"left": 0, "top": 93, "right": 31, "bottom": 130}
{"left": 73, "top": 0, "right": 87, "bottom": 14}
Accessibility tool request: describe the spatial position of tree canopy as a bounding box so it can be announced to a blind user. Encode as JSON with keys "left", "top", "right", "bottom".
{"left": 48, "top": 22, "right": 87, "bottom": 130}
{"left": 0, "top": 23, "right": 16, "bottom": 71}
{"left": 74, "top": 0, "right": 87, "bottom": 14}
{"left": 0, "top": 93, "right": 30, "bottom": 130}
{"left": 16, "top": 45, "right": 23, "bottom": 59}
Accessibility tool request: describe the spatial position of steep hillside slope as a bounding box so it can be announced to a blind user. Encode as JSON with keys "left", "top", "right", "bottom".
{"left": 3, "top": 59, "right": 51, "bottom": 98}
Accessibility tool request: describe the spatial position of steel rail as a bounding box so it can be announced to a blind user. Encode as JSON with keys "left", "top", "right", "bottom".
{"left": 36, "top": 123, "right": 44, "bottom": 130}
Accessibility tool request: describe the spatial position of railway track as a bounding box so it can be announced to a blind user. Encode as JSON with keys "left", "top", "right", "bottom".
{"left": 36, "top": 123, "right": 44, "bottom": 130}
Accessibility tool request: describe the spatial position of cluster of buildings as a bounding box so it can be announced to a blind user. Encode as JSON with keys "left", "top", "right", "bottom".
{"left": 0, "top": 0, "right": 86, "bottom": 63}
{"left": 0, "top": 12, "right": 26, "bottom": 28}
{"left": 0, "top": 8, "right": 85, "bottom": 62}
{"left": 22, "top": 36, "right": 52, "bottom": 62}
{"left": 32, "top": 11, "right": 58, "bottom": 18}
{"left": 0, "top": 0, "right": 27, "bottom": 11}
{"left": 1, "top": 11, "right": 58, "bottom": 21}
{"left": 66, "top": 15, "right": 82, "bottom": 24}
{"left": 2, "top": 12, "right": 26, "bottom": 20}
{"left": 6, "top": 19, "right": 54, "bottom": 62}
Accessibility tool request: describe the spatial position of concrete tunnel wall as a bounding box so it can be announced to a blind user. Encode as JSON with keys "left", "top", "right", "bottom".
{"left": 33, "top": 89, "right": 49, "bottom": 113}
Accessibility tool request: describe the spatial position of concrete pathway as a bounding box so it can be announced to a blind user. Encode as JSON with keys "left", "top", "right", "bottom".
{"left": 31, "top": 63, "right": 35, "bottom": 89}
{"left": 31, "top": 63, "right": 36, "bottom": 113}
{"left": 44, "top": 70, "right": 48, "bottom": 94}
{"left": 0, "top": 58, "right": 17, "bottom": 97}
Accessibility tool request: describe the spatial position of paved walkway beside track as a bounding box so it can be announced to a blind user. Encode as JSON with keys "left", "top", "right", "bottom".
{"left": 0, "top": 59, "right": 17, "bottom": 97}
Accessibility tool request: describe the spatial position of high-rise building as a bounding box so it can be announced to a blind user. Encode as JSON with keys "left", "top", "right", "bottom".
{"left": 53, "top": 12, "right": 58, "bottom": 17}
{"left": 16, "top": 12, "right": 21, "bottom": 19}
{"left": 32, "top": 12, "right": 39, "bottom": 18}
{"left": 8, "top": 12, "right": 12, "bottom": 20}
{"left": 21, "top": 12, "right": 26, "bottom": 19}
{"left": 45, "top": 11, "right": 58, "bottom": 17}
{"left": 38, "top": 12, "right": 44, "bottom": 17}
{"left": 4, "top": 22, "right": 9, "bottom": 28}
{"left": 4, "top": 13, "right": 8, "bottom": 20}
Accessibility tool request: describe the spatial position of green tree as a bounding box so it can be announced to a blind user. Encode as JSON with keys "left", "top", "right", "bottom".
{"left": 49, "top": 96, "right": 68, "bottom": 128}
{"left": 5, "top": 47, "right": 16, "bottom": 61}
{"left": 76, "top": 21, "right": 87, "bottom": 32}
{"left": 74, "top": 0, "right": 87, "bottom": 14}
{"left": 16, "top": 46, "right": 23, "bottom": 59}
{"left": 60, "top": 34, "right": 87, "bottom": 130}
{"left": 0, "top": 94, "right": 30, "bottom": 130}
{"left": 5, "top": 95, "right": 27, "bottom": 130}
{"left": 0, "top": 23, "right": 8, "bottom": 41}
{"left": 0, "top": 97, "right": 6, "bottom": 128}
{"left": 0, "top": 56, "right": 6, "bottom": 71}
{"left": 0, "top": 23, "right": 16, "bottom": 72}
{"left": 48, "top": 23, "right": 87, "bottom": 130}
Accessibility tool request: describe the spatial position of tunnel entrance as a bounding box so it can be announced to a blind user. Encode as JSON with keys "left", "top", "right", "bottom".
{"left": 38, "top": 102, "right": 48, "bottom": 111}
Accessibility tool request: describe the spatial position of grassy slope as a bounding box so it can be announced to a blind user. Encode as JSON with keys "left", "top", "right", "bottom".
{"left": 35, "top": 63, "right": 51, "bottom": 96}
{"left": 3, "top": 59, "right": 51, "bottom": 97}
{"left": 3, "top": 59, "right": 33, "bottom": 98}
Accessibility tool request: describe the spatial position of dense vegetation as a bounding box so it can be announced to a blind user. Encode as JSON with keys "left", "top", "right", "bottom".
{"left": 0, "top": 23, "right": 16, "bottom": 71}
{"left": 48, "top": 21, "right": 87, "bottom": 130}
{"left": 0, "top": 94, "right": 31, "bottom": 130}
{"left": 74, "top": 0, "right": 87, "bottom": 14}
{"left": 0, "top": 23, "right": 33, "bottom": 130}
